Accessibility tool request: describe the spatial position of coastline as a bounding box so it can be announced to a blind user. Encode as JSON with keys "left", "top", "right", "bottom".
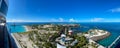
{"left": 8, "top": 22, "right": 120, "bottom": 47}
{"left": 89, "top": 39, "right": 105, "bottom": 48}
{"left": 23, "top": 25, "right": 31, "bottom": 32}
{"left": 11, "top": 32, "right": 35, "bottom": 48}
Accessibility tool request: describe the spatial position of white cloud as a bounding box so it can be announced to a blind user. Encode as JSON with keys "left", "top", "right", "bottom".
{"left": 105, "top": 19, "right": 120, "bottom": 22}
{"left": 7, "top": 19, "right": 33, "bottom": 22}
{"left": 7, "top": 19, "right": 24, "bottom": 22}
{"left": 91, "top": 18, "right": 104, "bottom": 22}
{"left": 59, "top": 18, "right": 64, "bottom": 22}
{"left": 51, "top": 18, "right": 77, "bottom": 22}
{"left": 110, "top": 8, "right": 120, "bottom": 12}
{"left": 69, "top": 18, "right": 76, "bottom": 22}
{"left": 51, "top": 18, "right": 58, "bottom": 22}
{"left": 51, "top": 18, "right": 64, "bottom": 22}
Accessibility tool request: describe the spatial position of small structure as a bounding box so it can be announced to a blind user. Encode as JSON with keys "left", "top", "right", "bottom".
{"left": 57, "top": 43, "right": 66, "bottom": 48}
{"left": 68, "top": 30, "right": 73, "bottom": 35}
{"left": 70, "top": 39, "right": 78, "bottom": 46}
{"left": 56, "top": 34, "right": 77, "bottom": 47}
{"left": 61, "top": 34, "right": 66, "bottom": 44}
{"left": 43, "top": 24, "right": 54, "bottom": 28}
{"left": 61, "top": 34, "right": 66, "bottom": 37}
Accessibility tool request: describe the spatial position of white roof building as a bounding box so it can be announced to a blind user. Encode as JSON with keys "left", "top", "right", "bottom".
{"left": 61, "top": 34, "right": 66, "bottom": 37}
{"left": 68, "top": 30, "right": 73, "bottom": 33}
{"left": 57, "top": 43, "right": 66, "bottom": 48}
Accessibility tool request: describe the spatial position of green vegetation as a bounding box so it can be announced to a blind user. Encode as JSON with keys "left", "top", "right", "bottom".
{"left": 31, "top": 25, "right": 39, "bottom": 29}
{"left": 17, "top": 24, "right": 100, "bottom": 48}
{"left": 72, "top": 35, "right": 88, "bottom": 48}
{"left": 43, "top": 42, "right": 56, "bottom": 48}
{"left": 91, "top": 42, "right": 98, "bottom": 48}
{"left": 27, "top": 30, "right": 57, "bottom": 47}
{"left": 21, "top": 24, "right": 59, "bottom": 48}
{"left": 49, "top": 32, "right": 60, "bottom": 42}
{"left": 77, "top": 36, "right": 87, "bottom": 46}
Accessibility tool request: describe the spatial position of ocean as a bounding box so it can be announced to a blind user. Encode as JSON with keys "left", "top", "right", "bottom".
{"left": 7, "top": 22, "right": 120, "bottom": 47}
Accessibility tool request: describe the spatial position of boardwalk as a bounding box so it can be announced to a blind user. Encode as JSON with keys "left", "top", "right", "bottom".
{"left": 108, "top": 35, "right": 120, "bottom": 48}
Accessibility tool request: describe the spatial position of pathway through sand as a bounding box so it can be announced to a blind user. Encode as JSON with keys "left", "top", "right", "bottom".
{"left": 13, "top": 33, "right": 35, "bottom": 48}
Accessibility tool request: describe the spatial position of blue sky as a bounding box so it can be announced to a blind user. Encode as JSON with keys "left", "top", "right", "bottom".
{"left": 7, "top": 0, "right": 120, "bottom": 22}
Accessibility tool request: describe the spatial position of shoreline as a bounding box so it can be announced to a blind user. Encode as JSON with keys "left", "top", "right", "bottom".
{"left": 84, "top": 29, "right": 111, "bottom": 47}
{"left": 23, "top": 25, "right": 31, "bottom": 32}
{"left": 89, "top": 39, "right": 105, "bottom": 48}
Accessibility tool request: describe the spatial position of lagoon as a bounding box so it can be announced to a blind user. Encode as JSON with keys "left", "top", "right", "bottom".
{"left": 8, "top": 25, "right": 26, "bottom": 33}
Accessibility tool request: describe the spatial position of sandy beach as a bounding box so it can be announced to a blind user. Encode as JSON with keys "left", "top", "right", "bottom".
{"left": 11, "top": 33, "right": 34, "bottom": 48}
{"left": 10, "top": 26, "right": 32, "bottom": 48}
{"left": 24, "top": 26, "right": 32, "bottom": 32}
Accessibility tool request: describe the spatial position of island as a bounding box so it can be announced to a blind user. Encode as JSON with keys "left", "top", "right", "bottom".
{"left": 11, "top": 23, "right": 110, "bottom": 48}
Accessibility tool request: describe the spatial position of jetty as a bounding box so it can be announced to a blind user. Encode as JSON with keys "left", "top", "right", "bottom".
{"left": 108, "top": 35, "right": 120, "bottom": 48}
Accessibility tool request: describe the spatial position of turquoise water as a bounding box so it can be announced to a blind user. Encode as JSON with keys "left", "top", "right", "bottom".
{"left": 8, "top": 25, "right": 26, "bottom": 33}
{"left": 7, "top": 22, "right": 120, "bottom": 47}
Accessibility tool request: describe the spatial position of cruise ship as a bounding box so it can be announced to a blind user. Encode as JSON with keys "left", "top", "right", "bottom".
{"left": 0, "top": 0, "right": 17, "bottom": 48}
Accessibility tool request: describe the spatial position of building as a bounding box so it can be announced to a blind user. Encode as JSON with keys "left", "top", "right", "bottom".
{"left": 56, "top": 34, "right": 77, "bottom": 47}
{"left": 60, "top": 34, "right": 66, "bottom": 45}
{"left": 57, "top": 43, "right": 66, "bottom": 48}
{"left": 0, "top": 0, "right": 17, "bottom": 48}
{"left": 68, "top": 30, "right": 73, "bottom": 35}
{"left": 0, "top": 0, "right": 8, "bottom": 24}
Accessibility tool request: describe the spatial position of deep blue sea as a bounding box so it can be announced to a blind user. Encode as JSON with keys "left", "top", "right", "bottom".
{"left": 7, "top": 22, "right": 120, "bottom": 47}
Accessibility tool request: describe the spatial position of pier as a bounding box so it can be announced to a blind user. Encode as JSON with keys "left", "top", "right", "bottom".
{"left": 108, "top": 35, "right": 120, "bottom": 48}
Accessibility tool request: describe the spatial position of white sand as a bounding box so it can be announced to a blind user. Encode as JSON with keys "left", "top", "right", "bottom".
{"left": 24, "top": 26, "right": 29, "bottom": 32}
{"left": 11, "top": 33, "right": 34, "bottom": 48}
